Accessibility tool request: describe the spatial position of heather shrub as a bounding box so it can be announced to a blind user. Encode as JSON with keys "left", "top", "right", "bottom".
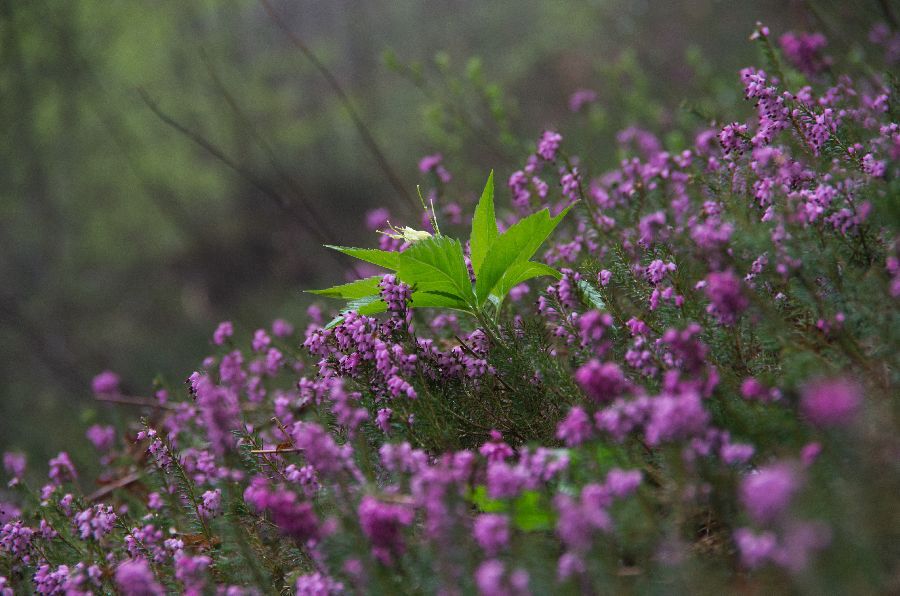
{"left": 2, "top": 22, "right": 899, "bottom": 595}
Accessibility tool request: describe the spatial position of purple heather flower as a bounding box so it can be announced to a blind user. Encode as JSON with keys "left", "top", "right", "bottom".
{"left": 295, "top": 572, "right": 344, "bottom": 595}
{"left": 473, "top": 514, "right": 510, "bottom": 556}
{"left": 577, "top": 310, "right": 613, "bottom": 347}
{"left": 555, "top": 486, "right": 612, "bottom": 552}
{"left": 740, "top": 463, "right": 800, "bottom": 524}
{"left": 537, "top": 130, "right": 563, "bottom": 161}
{"left": 0, "top": 504, "right": 21, "bottom": 526}
{"left": 271, "top": 318, "right": 295, "bottom": 338}
{"left": 194, "top": 375, "right": 240, "bottom": 456}
{"left": 721, "top": 443, "right": 755, "bottom": 465}
{"left": 734, "top": 527, "right": 777, "bottom": 568}
{"left": 575, "top": 360, "right": 629, "bottom": 403}
{"left": 800, "top": 442, "right": 822, "bottom": 467}
{"left": 773, "top": 520, "right": 831, "bottom": 573}
{"left": 73, "top": 504, "right": 117, "bottom": 541}
{"left": 2, "top": 452, "right": 25, "bottom": 486}
{"left": 703, "top": 271, "right": 748, "bottom": 326}
{"left": 480, "top": 430, "right": 514, "bottom": 463}
{"left": 365, "top": 208, "right": 391, "bottom": 231}
{"left": 48, "top": 452, "right": 77, "bottom": 486}
{"left": 91, "top": 370, "right": 120, "bottom": 395}
{"left": 779, "top": 31, "right": 831, "bottom": 77}
{"left": 115, "top": 559, "right": 164, "bottom": 596}
{"left": 800, "top": 377, "right": 862, "bottom": 427}
{"left": 568, "top": 89, "right": 597, "bottom": 112}
{"left": 475, "top": 559, "right": 529, "bottom": 596}
{"left": 147, "top": 492, "right": 164, "bottom": 511}
{"left": 604, "top": 468, "right": 642, "bottom": 498}
{"left": 0, "top": 520, "right": 33, "bottom": 556}
{"left": 418, "top": 153, "right": 451, "bottom": 183}
{"left": 175, "top": 553, "right": 211, "bottom": 595}
{"left": 358, "top": 495, "right": 414, "bottom": 565}
{"left": 212, "top": 321, "right": 233, "bottom": 345}
{"left": 85, "top": 424, "right": 116, "bottom": 452}
{"left": 556, "top": 407, "right": 594, "bottom": 447}
{"left": 252, "top": 328, "right": 271, "bottom": 353}
{"left": 267, "top": 490, "right": 320, "bottom": 543}
{"left": 200, "top": 489, "right": 222, "bottom": 518}
{"left": 376, "top": 408, "right": 393, "bottom": 434}
{"left": 644, "top": 391, "right": 710, "bottom": 446}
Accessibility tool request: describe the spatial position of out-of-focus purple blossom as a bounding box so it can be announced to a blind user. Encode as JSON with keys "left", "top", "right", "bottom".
{"left": 604, "top": 468, "right": 642, "bottom": 497}
{"left": 473, "top": 514, "right": 510, "bottom": 556}
{"left": 271, "top": 318, "right": 294, "bottom": 338}
{"left": 2, "top": 452, "right": 25, "bottom": 486}
{"left": 358, "top": 495, "right": 414, "bottom": 565}
{"left": 91, "top": 370, "right": 120, "bottom": 395}
{"left": 537, "top": 131, "right": 563, "bottom": 161}
{"left": 376, "top": 408, "right": 393, "bottom": 434}
{"left": 48, "top": 452, "right": 77, "bottom": 486}
{"left": 251, "top": 329, "right": 271, "bottom": 353}
{"left": 800, "top": 377, "right": 862, "bottom": 427}
{"left": 772, "top": 520, "right": 831, "bottom": 573}
{"left": 568, "top": 89, "right": 597, "bottom": 112}
{"left": 741, "top": 463, "right": 800, "bottom": 524}
{"left": 295, "top": 572, "right": 344, "bottom": 595}
{"left": 644, "top": 391, "right": 710, "bottom": 446}
{"left": 721, "top": 443, "right": 755, "bottom": 465}
{"left": 702, "top": 271, "right": 748, "bottom": 325}
{"left": 555, "top": 485, "right": 612, "bottom": 552}
{"left": 556, "top": 407, "right": 594, "bottom": 447}
{"left": 419, "top": 153, "right": 452, "bottom": 183}
{"left": 734, "top": 527, "right": 777, "bottom": 568}
{"left": 779, "top": 31, "right": 831, "bottom": 77}
{"left": 575, "top": 360, "right": 629, "bottom": 403}
{"left": 213, "top": 321, "right": 234, "bottom": 346}
{"left": 479, "top": 430, "right": 514, "bottom": 463}
{"left": 800, "top": 442, "right": 822, "bottom": 467}
{"left": 175, "top": 554, "right": 211, "bottom": 595}
{"left": 365, "top": 208, "right": 391, "bottom": 232}
{"left": 115, "top": 558, "right": 164, "bottom": 596}
{"left": 86, "top": 424, "right": 116, "bottom": 452}
{"left": 267, "top": 489, "right": 320, "bottom": 543}
{"left": 194, "top": 375, "right": 240, "bottom": 456}
{"left": 475, "top": 559, "right": 529, "bottom": 596}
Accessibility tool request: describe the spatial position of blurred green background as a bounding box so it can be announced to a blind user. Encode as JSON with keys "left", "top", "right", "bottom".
{"left": 0, "top": 0, "right": 885, "bottom": 473}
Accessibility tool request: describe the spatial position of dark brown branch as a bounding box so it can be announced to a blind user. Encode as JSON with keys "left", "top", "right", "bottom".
{"left": 258, "top": 0, "right": 417, "bottom": 212}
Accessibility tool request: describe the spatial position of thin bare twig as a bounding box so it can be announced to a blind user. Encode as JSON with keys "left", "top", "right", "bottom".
{"left": 198, "top": 49, "right": 336, "bottom": 238}
{"left": 258, "top": 0, "right": 417, "bottom": 212}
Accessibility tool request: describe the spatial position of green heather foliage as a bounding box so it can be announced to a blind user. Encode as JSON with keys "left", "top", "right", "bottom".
{"left": 2, "top": 15, "right": 900, "bottom": 596}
